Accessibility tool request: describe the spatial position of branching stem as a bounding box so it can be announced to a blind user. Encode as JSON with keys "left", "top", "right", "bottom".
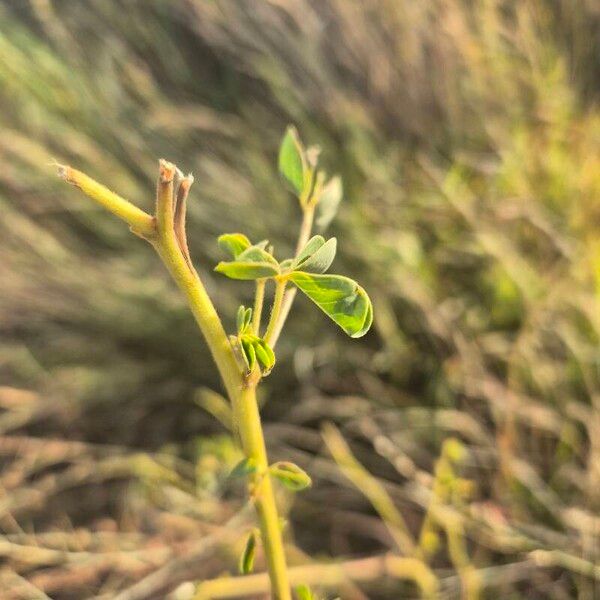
{"left": 264, "top": 278, "right": 287, "bottom": 346}
{"left": 252, "top": 279, "right": 266, "bottom": 335}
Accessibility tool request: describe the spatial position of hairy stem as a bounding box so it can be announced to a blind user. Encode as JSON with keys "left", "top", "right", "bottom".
{"left": 264, "top": 278, "right": 287, "bottom": 345}
{"left": 268, "top": 205, "right": 315, "bottom": 347}
{"left": 252, "top": 279, "right": 266, "bottom": 335}
{"left": 57, "top": 163, "right": 292, "bottom": 600}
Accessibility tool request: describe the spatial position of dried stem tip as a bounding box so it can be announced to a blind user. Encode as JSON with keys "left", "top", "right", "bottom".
{"left": 159, "top": 159, "right": 176, "bottom": 183}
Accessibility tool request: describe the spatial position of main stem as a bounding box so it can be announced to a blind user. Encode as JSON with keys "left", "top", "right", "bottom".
{"left": 153, "top": 241, "right": 291, "bottom": 599}
{"left": 59, "top": 163, "right": 291, "bottom": 599}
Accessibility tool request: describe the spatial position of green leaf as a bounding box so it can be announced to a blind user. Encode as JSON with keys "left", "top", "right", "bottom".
{"left": 239, "top": 531, "right": 256, "bottom": 574}
{"left": 294, "top": 237, "right": 337, "bottom": 274}
{"left": 218, "top": 233, "right": 251, "bottom": 258}
{"left": 229, "top": 457, "right": 257, "bottom": 479}
{"left": 254, "top": 339, "right": 276, "bottom": 372}
{"left": 236, "top": 305, "right": 246, "bottom": 333}
{"left": 288, "top": 272, "right": 373, "bottom": 338}
{"left": 315, "top": 175, "right": 342, "bottom": 231}
{"left": 241, "top": 338, "right": 256, "bottom": 371}
{"left": 295, "top": 235, "right": 325, "bottom": 264}
{"left": 237, "top": 245, "right": 279, "bottom": 267}
{"left": 278, "top": 125, "right": 307, "bottom": 196}
{"left": 243, "top": 307, "right": 253, "bottom": 332}
{"left": 295, "top": 585, "right": 315, "bottom": 600}
{"left": 215, "top": 261, "right": 279, "bottom": 280}
{"left": 270, "top": 461, "right": 312, "bottom": 491}
{"left": 215, "top": 244, "right": 280, "bottom": 280}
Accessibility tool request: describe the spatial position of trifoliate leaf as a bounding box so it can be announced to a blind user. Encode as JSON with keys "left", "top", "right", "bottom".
{"left": 294, "top": 237, "right": 337, "bottom": 274}
{"left": 229, "top": 457, "right": 257, "bottom": 479}
{"left": 239, "top": 531, "right": 256, "bottom": 574}
{"left": 270, "top": 461, "right": 312, "bottom": 491}
{"left": 279, "top": 126, "right": 307, "bottom": 197}
{"left": 288, "top": 272, "right": 373, "bottom": 338}
{"left": 295, "top": 585, "right": 315, "bottom": 600}
{"left": 315, "top": 175, "right": 342, "bottom": 231}
{"left": 218, "top": 233, "right": 251, "bottom": 258}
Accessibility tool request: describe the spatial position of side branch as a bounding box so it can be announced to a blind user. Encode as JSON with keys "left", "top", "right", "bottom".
{"left": 57, "top": 164, "right": 156, "bottom": 238}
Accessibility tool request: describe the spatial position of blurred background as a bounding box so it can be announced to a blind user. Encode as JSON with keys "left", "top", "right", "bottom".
{"left": 1, "top": 0, "right": 599, "bottom": 598}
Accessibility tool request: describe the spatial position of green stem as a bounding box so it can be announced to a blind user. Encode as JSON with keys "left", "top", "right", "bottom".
{"left": 268, "top": 205, "right": 315, "bottom": 347}
{"left": 252, "top": 279, "right": 266, "bottom": 335}
{"left": 58, "top": 163, "right": 292, "bottom": 600}
{"left": 264, "top": 278, "right": 287, "bottom": 346}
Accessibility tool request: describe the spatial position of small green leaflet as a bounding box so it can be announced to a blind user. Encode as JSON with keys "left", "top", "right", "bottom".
{"left": 239, "top": 531, "right": 256, "bottom": 575}
{"left": 293, "top": 235, "right": 337, "bottom": 274}
{"left": 218, "top": 233, "right": 251, "bottom": 259}
{"left": 288, "top": 272, "right": 373, "bottom": 338}
{"left": 295, "top": 585, "right": 315, "bottom": 600}
{"left": 270, "top": 461, "right": 312, "bottom": 491}
{"left": 279, "top": 126, "right": 307, "bottom": 197}
{"left": 215, "top": 244, "right": 280, "bottom": 280}
{"left": 315, "top": 175, "right": 342, "bottom": 231}
{"left": 236, "top": 305, "right": 253, "bottom": 335}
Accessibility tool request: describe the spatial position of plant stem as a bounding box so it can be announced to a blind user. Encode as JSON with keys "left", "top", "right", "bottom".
{"left": 268, "top": 205, "right": 315, "bottom": 347}
{"left": 252, "top": 279, "right": 266, "bottom": 335}
{"left": 264, "top": 278, "right": 287, "bottom": 345}
{"left": 58, "top": 163, "right": 292, "bottom": 600}
{"left": 57, "top": 164, "right": 156, "bottom": 237}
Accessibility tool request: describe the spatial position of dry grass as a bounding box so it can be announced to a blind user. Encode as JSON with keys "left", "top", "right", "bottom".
{"left": 0, "top": 0, "right": 599, "bottom": 597}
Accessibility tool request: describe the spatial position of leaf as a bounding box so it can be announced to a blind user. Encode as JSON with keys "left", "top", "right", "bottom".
{"left": 237, "top": 245, "right": 279, "bottom": 267}
{"left": 254, "top": 339, "right": 276, "bottom": 372}
{"left": 295, "top": 585, "right": 315, "bottom": 600}
{"left": 270, "top": 461, "right": 312, "bottom": 491}
{"left": 315, "top": 175, "right": 343, "bottom": 231}
{"left": 288, "top": 272, "right": 373, "bottom": 338}
{"left": 239, "top": 531, "right": 256, "bottom": 575}
{"left": 215, "top": 244, "right": 280, "bottom": 280}
{"left": 236, "top": 305, "right": 246, "bottom": 334}
{"left": 295, "top": 235, "right": 325, "bottom": 264}
{"left": 229, "top": 457, "right": 257, "bottom": 479}
{"left": 278, "top": 125, "right": 307, "bottom": 196}
{"left": 243, "top": 307, "right": 253, "bottom": 332}
{"left": 215, "top": 261, "right": 279, "bottom": 280}
{"left": 218, "top": 233, "right": 251, "bottom": 258}
{"left": 294, "top": 237, "right": 337, "bottom": 274}
{"left": 241, "top": 338, "right": 256, "bottom": 371}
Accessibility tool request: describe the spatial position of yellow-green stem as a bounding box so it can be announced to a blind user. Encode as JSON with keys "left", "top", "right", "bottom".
{"left": 252, "top": 279, "right": 266, "bottom": 335}
{"left": 264, "top": 279, "right": 287, "bottom": 345}
{"left": 269, "top": 205, "right": 315, "bottom": 347}
{"left": 57, "top": 163, "right": 292, "bottom": 600}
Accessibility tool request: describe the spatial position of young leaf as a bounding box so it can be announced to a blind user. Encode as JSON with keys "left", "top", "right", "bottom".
{"left": 295, "top": 585, "right": 315, "bottom": 600}
{"left": 254, "top": 339, "right": 276, "bottom": 372}
{"left": 294, "top": 237, "right": 337, "bottom": 274}
{"left": 315, "top": 175, "right": 342, "bottom": 231}
{"left": 229, "top": 457, "right": 257, "bottom": 479}
{"left": 236, "top": 305, "right": 246, "bottom": 334}
{"left": 215, "top": 244, "right": 280, "bottom": 280}
{"left": 270, "top": 461, "right": 312, "bottom": 491}
{"left": 288, "top": 272, "right": 373, "bottom": 338}
{"left": 237, "top": 245, "right": 279, "bottom": 267}
{"left": 215, "top": 261, "right": 279, "bottom": 280}
{"left": 239, "top": 531, "right": 257, "bottom": 575}
{"left": 279, "top": 126, "right": 307, "bottom": 196}
{"left": 243, "top": 307, "right": 253, "bottom": 332}
{"left": 241, "top": 338, "right": 256, "bottom": 371}
{"left": 295, "top": 235, "right": 325, "bottom": 265}
{"left": 218, "top": 233, "right": 251, "bottom": 258}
